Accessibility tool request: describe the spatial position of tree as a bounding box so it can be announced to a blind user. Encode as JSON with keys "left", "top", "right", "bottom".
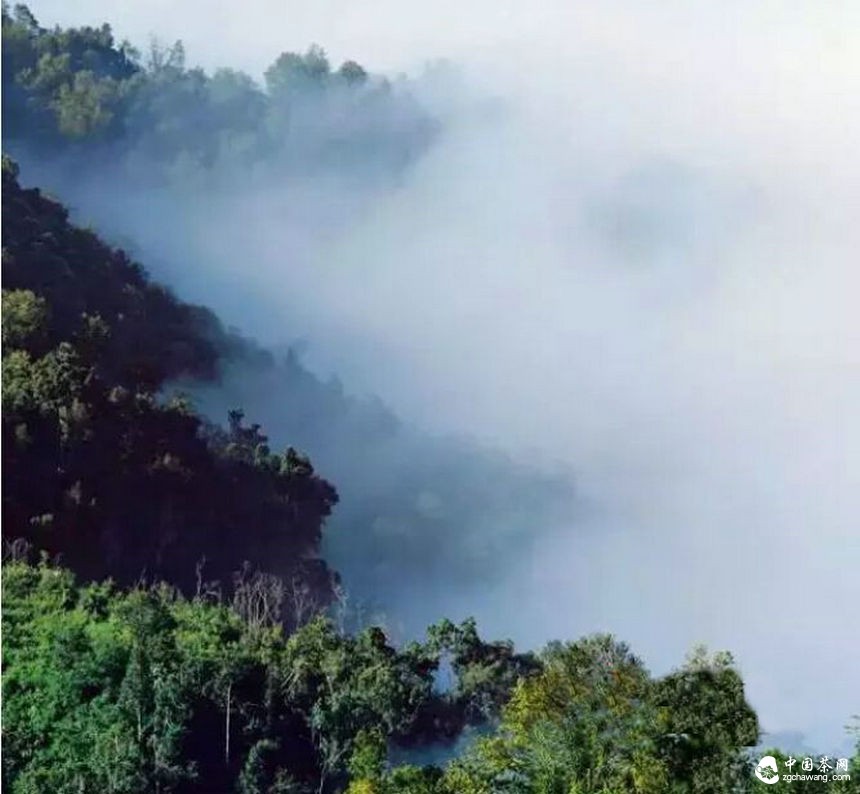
{"left": 654, "top": 646, "right": 760, "bottom": 792}
{"left": 264, "top": 46, "right": 331, "bottom": 97}
{"left": 338, "top": 60, "right": 368, "bottom": 86}
{"left": 1, "top": 289, "right": 48, "bottom": 349}
{"left": 442, "top": 634, "right": 763, "bottom": 794}
{"left": 2, "top": 160, "right": 340, "bottom": 601}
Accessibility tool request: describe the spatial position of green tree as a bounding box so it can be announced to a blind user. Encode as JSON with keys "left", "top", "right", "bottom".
{"left": 1, "top": 289, "right": 48, "bottom": 349}
{"left": 264, "top": 45, "right": 331, "bottom": 97}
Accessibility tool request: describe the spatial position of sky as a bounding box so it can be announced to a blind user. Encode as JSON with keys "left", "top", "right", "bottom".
{"left": 28, "top": 0, "right": 860, "bottom": 752}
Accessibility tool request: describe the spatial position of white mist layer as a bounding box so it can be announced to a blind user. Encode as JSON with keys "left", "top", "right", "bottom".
{"left": 30, "top": 0, "right": 860, "bottom": 750}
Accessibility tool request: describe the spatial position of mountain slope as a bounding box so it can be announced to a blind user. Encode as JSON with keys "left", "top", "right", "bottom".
{"left": 2, "top": 156, "right": 338, "bottom": 601}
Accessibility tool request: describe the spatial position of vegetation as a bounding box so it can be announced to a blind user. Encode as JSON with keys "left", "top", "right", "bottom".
{"left": 2, "top": 156, "right": 337, "bottom": 599}
{"left": 1, "top": 6, "right": 857, "bottom": 792}
{"left": 11, "top": 557, "right": 845, "bottom": 794}
{"left": 1, "top": 3, "right": 435, "bottom": 185}
{"left": 1, "top": 557, "right": 533, "bottom": 793}
{"left": 1, "top": 2, "right": 574, "bottom": 614}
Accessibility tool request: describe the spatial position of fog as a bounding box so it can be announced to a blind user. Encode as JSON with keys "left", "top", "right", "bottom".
{"left": 29, "top": 0, "right": 860, "bottom": 751}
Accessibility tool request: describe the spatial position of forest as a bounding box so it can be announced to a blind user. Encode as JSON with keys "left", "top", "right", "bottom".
{"left": 2, "top": 4, "right": 858, "bottom": 792}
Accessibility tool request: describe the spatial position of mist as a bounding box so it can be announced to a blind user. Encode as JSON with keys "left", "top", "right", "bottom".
{"left": 25, "top": 0, "right": 860, "bottom": 752}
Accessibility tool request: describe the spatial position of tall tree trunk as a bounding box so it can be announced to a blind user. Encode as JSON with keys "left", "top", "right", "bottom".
{"left": 225, "top": 681, "right": 232, "bottom": 765}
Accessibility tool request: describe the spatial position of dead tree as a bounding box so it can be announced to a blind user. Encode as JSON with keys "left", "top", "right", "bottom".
{"left": 232, "top": 562, "right": 285, "bottom": 632}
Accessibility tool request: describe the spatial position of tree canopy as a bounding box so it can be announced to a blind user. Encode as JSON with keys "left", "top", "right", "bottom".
{"left": 1, "top": 3, "right": 436, "bottom": 185}
{"left": 2, "top": 7, "right": 857, "bottom": 792}
{"left": 9, "top": 559, "right": 852, "bottom": 792}
{"left": 2, "top": 157, "right": 337, "bottom": 598}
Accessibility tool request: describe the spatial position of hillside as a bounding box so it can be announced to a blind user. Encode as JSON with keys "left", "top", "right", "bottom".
{"left": 2, "top": 156, "right": 338, "bottom": 600}
{"left": 1, "top": 3, "right": 581, "bottom": 630}
{"left": 2, "top": 5, "right": 858, "bottom": 792}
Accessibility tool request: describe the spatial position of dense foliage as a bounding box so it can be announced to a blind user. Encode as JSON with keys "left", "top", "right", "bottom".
{"left": 1, "top": 559, "right": 533, "bottom": 793}
{"left": 2, "top": 7, "right": 857, "bottom": 793}
{"left": 1, "top": 3, "right": 435, "bottom": 185}
{"left": 2, "top": 157, "right": 337, "bottom": 599}
{"left": 8, "top": 560, "right": 852, "bottom": 792}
